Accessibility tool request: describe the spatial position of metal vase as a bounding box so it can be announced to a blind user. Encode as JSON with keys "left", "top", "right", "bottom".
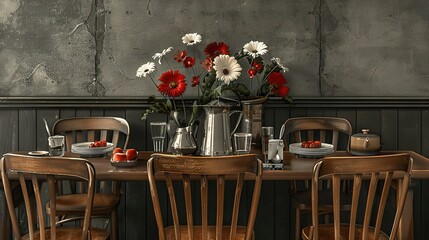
{"left": 239, "top": 97, "right": 267, "bottom": 150}
{"left": 171, "top": 126, "right": 197, "bottom": 155}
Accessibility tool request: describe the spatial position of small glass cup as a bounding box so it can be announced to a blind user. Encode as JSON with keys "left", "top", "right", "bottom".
{"left": 234, "top": 133, "right": 252, "bottom": 155}
{"left": 150, "top": 122, "right": 167, "bottom": 152}
{"left": 48, "top": 135, "right": 65, "bottom": 157}
{"left": 261, "top": 127, "right": 274, "bottom": 162}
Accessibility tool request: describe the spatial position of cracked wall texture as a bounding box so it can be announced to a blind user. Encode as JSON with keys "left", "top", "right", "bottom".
{"left": 0, "top": 0, "right": 427, "bottom": 97}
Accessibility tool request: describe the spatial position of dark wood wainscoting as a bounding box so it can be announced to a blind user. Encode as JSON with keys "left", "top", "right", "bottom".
{"left": 1, "top": 97, "right": 429, "bottom": 240}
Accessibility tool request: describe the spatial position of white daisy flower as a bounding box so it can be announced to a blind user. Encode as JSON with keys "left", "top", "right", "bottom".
{"left": 136, "top": 62, "right": 156, "bottom": 77}
{"left": 271, "top": 57, "right": 289, "bottom": 72}
{"left": 243, "top": 41, "right": 268, "bottom": 58}
{"left": 152, "top": 47, "right": 173, "bottom": 64}
{"left": 213, "top": 55, "right": 242, "bottom": 85}
{"left": 182, "top": 33, "right": 202, "bottom": 46}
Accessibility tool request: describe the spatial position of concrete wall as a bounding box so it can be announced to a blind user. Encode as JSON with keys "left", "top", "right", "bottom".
{"left": 0, "top": 0, "right": 428, "bottom": 97}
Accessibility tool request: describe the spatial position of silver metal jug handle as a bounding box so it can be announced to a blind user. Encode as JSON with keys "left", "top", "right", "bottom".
{"left": 230, "top": 110, "right": 243, "bottom": 136}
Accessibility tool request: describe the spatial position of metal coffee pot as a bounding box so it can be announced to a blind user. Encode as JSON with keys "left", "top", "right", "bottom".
{"left": 200, "top": 98, "right": 242, "bottom": 156}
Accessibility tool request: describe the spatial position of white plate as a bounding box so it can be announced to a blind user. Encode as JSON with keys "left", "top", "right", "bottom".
{"left": 28, "top": 151, "right": 49, "bottom": 156}
{"left": 289, "top": 143, "right": 334, "bottom": 158}
{"left": 71, "top": 142, "right": 114, "bottom": 156}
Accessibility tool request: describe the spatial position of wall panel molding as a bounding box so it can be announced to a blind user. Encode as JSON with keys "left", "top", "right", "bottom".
{"left": 2, "top": 97, "right": 429, "bottom": 108}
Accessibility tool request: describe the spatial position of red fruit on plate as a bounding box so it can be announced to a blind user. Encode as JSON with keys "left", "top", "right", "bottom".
{"left": 314, "top": 141, "right": 321, "bottom": 148}
{"left": 99, "top": 140, "right": 107, "bottom": 147}
{"left": 89, "top": 140, "right": 107, "bottom": 148}
{"left": 112, "top": 153, "right": 127, "bottom": 162}
{"left": 113, "top": 148, "right": 123, "bottom": 155}
{"left": 126, "top": 149, "right": 138, "bottom": 160}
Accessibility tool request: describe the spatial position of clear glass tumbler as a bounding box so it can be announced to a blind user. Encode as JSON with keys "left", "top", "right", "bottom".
{"left": 150, "top": 122, "right": 167, "bottom": 152}
{"left": 261, "top": 127, "right": 274, "bottom": 162}
{"left": 234, "top": 133, "right": 252, "bottom": 154}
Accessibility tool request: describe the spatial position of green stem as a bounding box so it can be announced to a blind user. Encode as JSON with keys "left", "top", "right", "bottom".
{"left": 166, "top": 58, "right": 172, "bottom": 70}
{"left": 181, "top": 95, "right": 187, "bottom": 125}
{"left": 172, "top": 96, "right": 177, "bottom": 112}
{"left": 149, "top": 75, "right": 168, "bottom": 101}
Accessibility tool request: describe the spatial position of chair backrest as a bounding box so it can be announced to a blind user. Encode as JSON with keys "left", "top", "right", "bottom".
{"left": 52, "top": 116, "right": 130, "bottom": 151}
{"left": 309, "top": 153, "right": 412, "bottom": 240}
{"left": 147, "top": 154, "right": 263, "bottom": 240}
{"left": 281, "top": 117, "right": 353, "bottom": 151}
{"left": 1, "top": 153, "right": 96, "bottom": 240}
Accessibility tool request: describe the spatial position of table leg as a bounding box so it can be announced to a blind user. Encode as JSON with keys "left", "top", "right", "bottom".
{"left": 397, "top": 180, "right": 414, "bottom": 240}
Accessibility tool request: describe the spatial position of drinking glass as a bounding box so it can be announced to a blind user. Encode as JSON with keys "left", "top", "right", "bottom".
{"left": 234, "top": 133, "right": 252, "bottom": 154}
{"left": 261, "top": 126, "right": 274, "bottom": 162}
{"left": 48, "top": 135, "right": 65, "bottom": 157}
{"left": 150, "top": 122, "right": 167, "bottom": 152}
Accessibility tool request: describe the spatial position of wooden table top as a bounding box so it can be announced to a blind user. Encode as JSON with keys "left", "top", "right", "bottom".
{"left": 37, "top": 150, "right": 429, "bottom": 181}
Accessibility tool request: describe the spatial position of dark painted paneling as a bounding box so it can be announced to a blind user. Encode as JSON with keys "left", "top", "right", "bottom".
{"left": 17, "top": 110, "right": 35, "bottom": 152}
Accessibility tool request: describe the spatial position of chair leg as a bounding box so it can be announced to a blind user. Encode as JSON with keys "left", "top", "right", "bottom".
{"left": 111, "top": 209, "right": 118, "bottom": 240}
{"left": 295, "top": 208, "right": 301, "bottom": 240}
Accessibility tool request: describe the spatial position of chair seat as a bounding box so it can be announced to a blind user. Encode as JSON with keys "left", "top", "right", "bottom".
{"left": 301, "top": 223, "right": 390, "bottom": 240}
{"left": 21, "top": 227, "right": 109, "bottom": 240}
{"left": 165, "top": 225, "right": 251, "bottom": 240}
{"left": 293, "top": 189, "right": 352, "bottom": 211}
{"left": 46, "top": 193, "right": 121, "bottom": 215}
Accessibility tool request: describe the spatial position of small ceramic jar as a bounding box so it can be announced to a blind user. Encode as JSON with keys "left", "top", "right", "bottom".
{"left": 350, "top": 129, "right": 381, "bottom": 156}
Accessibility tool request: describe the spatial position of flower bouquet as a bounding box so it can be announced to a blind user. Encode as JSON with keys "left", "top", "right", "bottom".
{"left": 136, "top": 33, "right": 291, "bottom": 126}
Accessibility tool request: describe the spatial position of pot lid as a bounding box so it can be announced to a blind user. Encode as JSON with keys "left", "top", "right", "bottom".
{"left": 352, "top": 129, "right": 380, "bottom": 139}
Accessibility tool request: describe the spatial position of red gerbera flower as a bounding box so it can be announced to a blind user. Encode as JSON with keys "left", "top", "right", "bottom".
{"left": 204, "top": 42, "right": 230, "bottom": 59}
{"left": 174, "top": 50, "right": 187, "bottom": 62}
{"left": 158, "top": 70, "right": 187, "bottom": 97}
{"left": 183, "top": 56, "right": 196, "bottom": 68}
{"left": 191, "top": 76, "right": 200, "bottom": 87}
{"left": 267, "top": 72, "right": 289, "bottom": 97}
{"left": 276, "top": 85, "right": 289, "bottom": 97}
{"left": 248, "top": 68, "right": 257, "bottom": 78}
{"left": 252, "top": 62, "right": 263, "bottom": 73}
{"left": 201, "top": 57, "right": 213, "bottom": 71}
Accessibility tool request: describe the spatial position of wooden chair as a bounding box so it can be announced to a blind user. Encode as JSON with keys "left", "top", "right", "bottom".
{"left": 147, "top": 153, "right": 263, "bottom": 240}
{"left": 1, "top": 153, "right": 109, "bottom": 240}
{"left": 280, "top": 117, "right": 353, "bottom": 240}
{"left": 49, "top": 116, "right": 130, "bottom": 240}
{"left": 301, "top": 153, "right": 412, "bottom": 240}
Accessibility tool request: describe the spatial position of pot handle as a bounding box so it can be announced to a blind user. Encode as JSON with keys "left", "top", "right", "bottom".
{"left": 230, "top": 110, "right": 243, "bottom": 136}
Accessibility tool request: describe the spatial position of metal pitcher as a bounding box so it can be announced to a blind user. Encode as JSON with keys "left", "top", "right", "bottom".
{"left": 169, "top": 111, "right": 199, "bottom": 155}
{"left": 171, "top": 126, "right": 198, "bottom": 155}
{"left": 200, "top": 98, "right": 242, "bottom": 156}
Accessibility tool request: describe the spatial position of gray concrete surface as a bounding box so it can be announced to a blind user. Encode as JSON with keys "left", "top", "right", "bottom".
{"left": 0, "top": 0, "right": 427, "bottom": 97}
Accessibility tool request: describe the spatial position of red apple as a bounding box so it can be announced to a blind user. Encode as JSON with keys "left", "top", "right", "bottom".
{"left": 99, "top": 140, "right": 107, "bottom": 147}
{"left": 112, "top": 153, "right": 127, "bottom": 162}
{"left": 126, "top": 149, "right": 138, "bottom": 160}
{"left": 113, "top": 148, "right": 123, "bottom": 155}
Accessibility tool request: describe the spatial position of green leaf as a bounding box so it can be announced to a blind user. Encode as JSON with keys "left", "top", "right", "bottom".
{"left": 166, "top": 99, "right": 173, "bottom": 109}
{"left": 212, "top": 86, "right": 223, "bottom": 98}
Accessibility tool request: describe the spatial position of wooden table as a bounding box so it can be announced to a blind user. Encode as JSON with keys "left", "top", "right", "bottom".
{"left": 73, "top": 150, "right": 429, "bottom": 180}
{"left": 13, "top": 150, "right": 429, "bottom": 240}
